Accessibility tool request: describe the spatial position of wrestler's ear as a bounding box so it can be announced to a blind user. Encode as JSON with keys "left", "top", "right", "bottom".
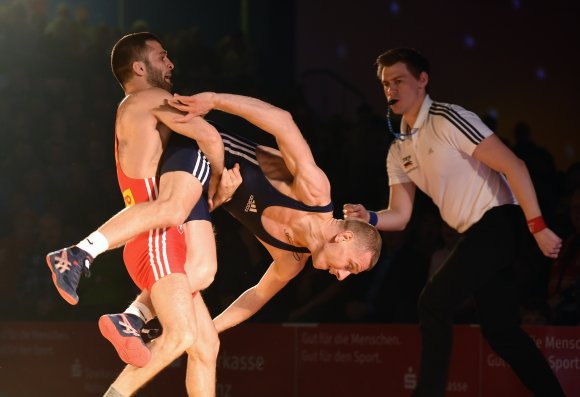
{"left": 335, "top": 230, "right": 354, "bottom": 242}
{"left": 132, "top": 61, "right": 146, "bottom": 77}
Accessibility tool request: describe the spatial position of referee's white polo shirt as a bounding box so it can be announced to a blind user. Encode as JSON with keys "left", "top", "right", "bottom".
{"left": 387, "top": 95, "right": 516, "bottom": 233}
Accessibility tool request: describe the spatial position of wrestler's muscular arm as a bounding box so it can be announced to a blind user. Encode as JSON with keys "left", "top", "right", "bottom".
{"left": 151, "top": 89, "right": 224, "bottom": 206}
{"left": 213, "top": 248, "right": 307, "bottom": 333}
{"left": 171, "top": 92, "right": 329, "bottom": 206}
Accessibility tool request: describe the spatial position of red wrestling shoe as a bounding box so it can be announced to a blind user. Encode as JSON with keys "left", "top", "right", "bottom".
{"left": 99, "top": 313, "right": 151, "bottom": 367}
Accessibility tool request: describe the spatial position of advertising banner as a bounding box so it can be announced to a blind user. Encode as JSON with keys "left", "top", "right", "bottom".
{"left": 1, "top": 322, "right": 578, "bottom": 396}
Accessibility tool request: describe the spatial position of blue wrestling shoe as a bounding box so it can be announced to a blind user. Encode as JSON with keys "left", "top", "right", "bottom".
{"left": 46, "top": 246, "right": 92, "bottom": 305}
{"left": 99, "top": 313, "right": 151, "bottom": 367}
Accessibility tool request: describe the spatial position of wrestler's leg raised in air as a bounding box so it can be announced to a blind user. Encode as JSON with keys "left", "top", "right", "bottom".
{"left": 47, "top": 149, "right": 208, "bottom": 305}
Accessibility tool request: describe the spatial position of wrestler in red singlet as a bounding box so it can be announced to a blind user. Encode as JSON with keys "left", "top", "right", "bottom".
{"left": 115, "top": 137, "right": 187, "bottom": 292}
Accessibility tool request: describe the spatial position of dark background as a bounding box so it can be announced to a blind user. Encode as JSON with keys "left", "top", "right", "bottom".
{"left": 22, "top": 0, "right": 580, "bottom": 170}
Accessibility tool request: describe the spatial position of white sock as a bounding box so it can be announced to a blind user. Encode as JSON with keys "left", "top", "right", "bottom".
{"left": 125, "top": 301, "right": 154, "bottom": 323}
{"left": 76, "top": 231, "right": 109, "bottom": 262}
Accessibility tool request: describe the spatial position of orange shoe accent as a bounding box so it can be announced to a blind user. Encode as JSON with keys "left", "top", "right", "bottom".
{"left": 46, "top": 254, "right": 78, "bottom": 305}
{"left": 98, "top": 315, "right": 151, "bottom": 367}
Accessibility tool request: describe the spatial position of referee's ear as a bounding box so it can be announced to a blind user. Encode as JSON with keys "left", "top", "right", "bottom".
{"left": 418, "top": 71, "right": 429, "bottom": 92}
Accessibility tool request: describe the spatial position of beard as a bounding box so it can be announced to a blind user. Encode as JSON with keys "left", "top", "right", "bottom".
{"left": 144, "top": 61, "right": 172, "bottom": 91}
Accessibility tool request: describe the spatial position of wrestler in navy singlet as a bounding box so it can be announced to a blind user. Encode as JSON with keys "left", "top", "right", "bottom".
{"left": 219, "top": 131, "right": 333, "bottom": 253}
{"left": 159, "top": 126, "right": 334, "bottom": 252}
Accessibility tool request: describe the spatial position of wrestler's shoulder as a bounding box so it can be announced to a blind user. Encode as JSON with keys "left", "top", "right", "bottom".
{"left": 119, "top": 88, "right": 172, "bottom": 114}
{"left": 138, "top": 87, "right": 172, "bottom": 98}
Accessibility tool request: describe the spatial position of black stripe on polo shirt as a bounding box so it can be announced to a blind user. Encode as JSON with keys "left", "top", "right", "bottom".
{"left": 429, "top": 103, "right": 485, "bottom": 145}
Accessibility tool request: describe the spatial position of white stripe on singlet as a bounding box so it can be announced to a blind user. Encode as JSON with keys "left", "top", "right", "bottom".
{"left": 148, "top": 228, "right": 171, "bottom": 282}
{"left": 192, "top": 150, "right": 210, "bottom": 185}
{"left": 161, "top": 228, "right": 170, "bottom": 275}
{"left": 148, "top": 230, "right": 160, "bottom": 280}
{"left": 155, "top": 228, "right": 164, "bottom": 278}
{"left": 222, "top": 134, "right": 259, "bottom": 165}
{"left": 152, "top": 176, "right": 158, "bottom": 198}
{"left": 143, "top": 177, "right": 170, "bottom": 282}
{"left": 144, "top": 177, "right": 157, "bottom": 201}
{"left": 199, "top": 163, "right": 210, "bottom": 185}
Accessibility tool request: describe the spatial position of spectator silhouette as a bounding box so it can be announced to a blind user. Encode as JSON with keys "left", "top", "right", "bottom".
{"left": 547, "top": 187, "right": 580, "bottom": 325}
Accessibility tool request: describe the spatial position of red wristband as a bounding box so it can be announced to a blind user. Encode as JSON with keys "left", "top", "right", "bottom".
{"left": 527, "top": 216, "right": 546, "bottom": 234}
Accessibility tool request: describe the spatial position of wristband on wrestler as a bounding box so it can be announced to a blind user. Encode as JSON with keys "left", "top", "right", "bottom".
{"left": 368, "top": 211, "right": 378, "bottom": 227}
{"left": 527, "top": 216, "right": 546, "bottom": 234}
